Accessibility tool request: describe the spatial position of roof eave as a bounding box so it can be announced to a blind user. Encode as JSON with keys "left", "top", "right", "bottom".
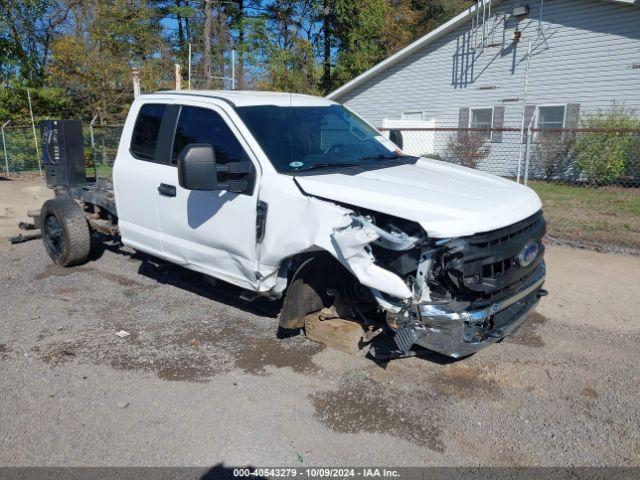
{"left": 326, "top": 2, "right": 488, "bottom": 100}
{"left": 327, "top": 0, "right": 638, "bottom": 101}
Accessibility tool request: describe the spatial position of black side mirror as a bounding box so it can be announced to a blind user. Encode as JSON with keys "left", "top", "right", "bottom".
{"left": 178, "top": 144, "right": 218, "bottom": 191}
{"left": 389, "top": 129, "right": 403, "bottom": 150}
{"left": 177, "top": 143, "right": 252, "bottom": 193}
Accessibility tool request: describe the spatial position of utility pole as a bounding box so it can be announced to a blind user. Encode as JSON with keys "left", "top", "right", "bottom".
{"left": 1, "top": 120, "right": 10, "bottom": 174}
{"left": 231, "top": 50, "right": 235, "bottom": 90}
{"left": 27, "top": 89, "right": 43, "bottom": 180}
{"left": 203, "top": 0, "right": 213, "bottom": 88}
{"left": 188, "top": 43, "right": 192, "bottom": 90}
{"left": 175, "top": 63, "right": 182, "bottom": 90}
{"left": 132, "top": 67, "right": 141, "bottom": 98}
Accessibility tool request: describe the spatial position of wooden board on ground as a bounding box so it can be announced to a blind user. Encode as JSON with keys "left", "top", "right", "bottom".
{"left": 304, "top": 313, "right": 363, "bottom": 355}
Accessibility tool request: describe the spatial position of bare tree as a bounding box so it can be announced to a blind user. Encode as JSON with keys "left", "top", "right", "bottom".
{"left": 322, "top": 0, "right": 331, "bottom": 93}
{"left": 203, "top": 0, "right": 212, "bottom": 87}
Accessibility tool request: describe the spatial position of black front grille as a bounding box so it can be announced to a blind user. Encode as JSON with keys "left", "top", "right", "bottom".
{"left": 443, "top": 210, "right": 546, "bottom": 305}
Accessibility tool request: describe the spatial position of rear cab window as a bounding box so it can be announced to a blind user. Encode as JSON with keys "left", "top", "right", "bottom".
{"left": 130, "top": 103, "right": 167, "bottom": 161}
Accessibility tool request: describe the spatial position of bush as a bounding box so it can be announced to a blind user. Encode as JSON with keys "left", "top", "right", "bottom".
{"left": 0, "top": 82, "right": 78, "bottom": 125}
{"left": 572, "top": 104, "right": 640, "bottom": 184}
{"left": 534, "top": 132, "right": 574, "bottom": 180}
{"left": 445, "top": 132, "right": 491, "bottom": 169}
{"left": 2, "top": 128, "right": 41, "bottom": 172}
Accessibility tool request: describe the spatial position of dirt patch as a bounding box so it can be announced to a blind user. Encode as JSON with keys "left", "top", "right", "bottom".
{"left": 172, "top": 325, "right": 220, "bottom": 347}
{"left": 31, "top": 342, "right": 80, "bottom": 366}
{"left": 110, "top": 353, "right": 226, "bottom": 383}
{"left": 0, "top": 178, "right": 52, "bottom": 248}
{"left": 582, "top": 387, "right": 598, "bottom": 399}
{"left": 234, "top": 335, "right": 323, "bottom": 375}
{"left": 28, "top": 315, "right": 321, "bottom": 383}
{"left": 35, "top": 263, "right": 91, "bottom": 280}
{"left": 216, "top": 323, "right": 324, "bottom": 376}
{"left": 0, "top": 206, "right": 15, "bottom": 219}
{"left": 311, "top": 378, "right": 445, "bottom": 452}
{"left": 157, "top": 365, "right": 219, "bottom": 382}
{"left": 428, "top": 364, "right": 503, "bottom": 400}
{"left": 506, "top": 312, "right": 548, "bottom": 348}
{"left": 53, "top": 287, "right": 78, "bottom": 295}
{"left": 537, "top": 245, "right": 640, "bottom": 333}
{"left": 104, "top": 322, "right": 233, "bottom": 382}
{"left": 92, "top": 268, "right": 149, "bottom": 288}
{"left": 0, "top": 343, "right": 11, "bottom": 360}
{"left": 36, "top": 263, "right": 150, "bottom": 289}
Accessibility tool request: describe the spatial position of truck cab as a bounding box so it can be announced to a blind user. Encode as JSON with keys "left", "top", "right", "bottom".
{"left": 43, "top": 90, "right": 547, "bottom": 359}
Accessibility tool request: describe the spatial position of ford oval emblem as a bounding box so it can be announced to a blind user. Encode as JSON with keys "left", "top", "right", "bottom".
{"left": 517, "top": 241, "right": 539, "bottom": 267}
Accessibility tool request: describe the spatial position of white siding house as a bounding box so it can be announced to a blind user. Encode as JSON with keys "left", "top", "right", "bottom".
{"left": 328, "top": 0, "right": 640, "bottom": 177}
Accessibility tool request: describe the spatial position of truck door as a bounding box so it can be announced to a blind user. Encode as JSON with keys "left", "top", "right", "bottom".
{"left": 156, "top": 104, "right": 259, "bottom": 289}
{"left": 115, "top": 102, "right": 173, "bottom": 258}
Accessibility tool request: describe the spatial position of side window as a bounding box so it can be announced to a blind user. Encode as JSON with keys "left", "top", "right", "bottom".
{"left": 130, "top": 104, "right": 167, "bottom": 160}
{"left": 470, "top": 107, "right": 493, "bottom": 140}
{"left": 537, "top": 105, "right": 566, "bottom": 131}
{"left": 172, "top": 106, "right": 250, "bottom": 165}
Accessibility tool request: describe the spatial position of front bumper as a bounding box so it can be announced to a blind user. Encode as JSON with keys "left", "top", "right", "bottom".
{"left": 411, "top": 263, "right": 546, "bottom": 358}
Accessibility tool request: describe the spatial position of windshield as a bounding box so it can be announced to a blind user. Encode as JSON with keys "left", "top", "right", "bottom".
{"left": 235, "top": 104, "right": 402, "bottom": 173}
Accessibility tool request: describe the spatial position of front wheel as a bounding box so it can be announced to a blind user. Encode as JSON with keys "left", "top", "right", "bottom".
{"left": 41, "top": 196, "right": 91, "bottom": 267}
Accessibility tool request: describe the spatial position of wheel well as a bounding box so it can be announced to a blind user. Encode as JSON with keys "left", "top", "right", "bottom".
{"left": 278, "top": 251, "right": 377, "bottom": 329}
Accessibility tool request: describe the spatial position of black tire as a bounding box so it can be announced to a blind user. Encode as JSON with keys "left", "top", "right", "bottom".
{"left": 41, "top": 196, "right": 91, "bottom": 267}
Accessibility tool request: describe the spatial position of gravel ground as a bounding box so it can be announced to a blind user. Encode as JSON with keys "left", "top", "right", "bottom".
{"left": 1, "top": 227, "right": 639, "bottom": 466}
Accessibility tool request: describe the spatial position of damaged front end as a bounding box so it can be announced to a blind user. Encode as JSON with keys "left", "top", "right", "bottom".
{"left": 331, "top": 209, "right": 547, "bottom": 359}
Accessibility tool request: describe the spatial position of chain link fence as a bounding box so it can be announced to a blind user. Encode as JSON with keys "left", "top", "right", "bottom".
{"left": 379, "top": 126, "right": 640, "bottom": 187}
{"left": 0, "top": 124, "right": 124, "bottom": 175}
{"left": 1, "top": 117, "right": 638, "bottom": 252}
{"left": 380, "top": 124, "right": 640, "bottom": 254}
{"left": 2, "top": 121, "right": 639, "bottom": 188}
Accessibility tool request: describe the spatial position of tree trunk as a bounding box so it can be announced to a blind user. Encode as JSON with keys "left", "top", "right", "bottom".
{"left": 236, "top": 0, "right": 244, "bottom": 89}
{"left": 176, "top": 0, "right": 185, "bottom": 61}
{"left": 185, "top": 0, "right": 192, "bottom": 43}
{"left": 322, "top": 0, "right": 331, "bottom": 94}
{"left": 203, "top": 0, "right": 212, "bottom": 88}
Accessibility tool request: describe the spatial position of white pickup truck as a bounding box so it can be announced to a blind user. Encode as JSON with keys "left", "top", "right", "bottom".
{"left": 38, "top": 90, "right": 547, "bottom": 359}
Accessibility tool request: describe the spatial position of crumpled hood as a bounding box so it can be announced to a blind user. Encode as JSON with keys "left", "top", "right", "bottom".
{"left": 294, "top": 158, "right": 542, "bottom": 238}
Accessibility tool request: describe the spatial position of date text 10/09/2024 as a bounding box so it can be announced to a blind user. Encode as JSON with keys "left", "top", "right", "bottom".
{"left": 232, "top": 468, "right": 401, "bottom": 478}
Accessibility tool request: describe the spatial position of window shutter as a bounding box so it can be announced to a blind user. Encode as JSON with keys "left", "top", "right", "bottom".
{"left": 458, "top": 107, "right": 470, "bottom": 140}
{"left": 565, "top": 103, "right": 581, "bottom": 128}
{"left": 492, "top": 106, "right": 504, "bottom": 143}
{"left": 522, "top": 104, "right": 536, "bottom": 143}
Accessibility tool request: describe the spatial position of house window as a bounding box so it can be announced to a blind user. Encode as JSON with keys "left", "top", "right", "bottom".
{"left": 537, "top": 105, "right": 566, "bottom": 134}
{"left": 401, "top": 111, "right": 424, "bottom": 121}
{"left": 470, "top": 108, "right": 493, "bottom": 139}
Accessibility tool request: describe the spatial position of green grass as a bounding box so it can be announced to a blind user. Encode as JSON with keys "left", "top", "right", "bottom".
{"left": 528, "top": 181, "right": 640, "bottom": 253}
{"left": 87, "top": 164, "right": 113, "bottom": 177}
{"left": 3, "top": 164, "right": 113, "bottom": 178}
{"left": 5, "top": 166, "right": 637, "bottom": 253}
